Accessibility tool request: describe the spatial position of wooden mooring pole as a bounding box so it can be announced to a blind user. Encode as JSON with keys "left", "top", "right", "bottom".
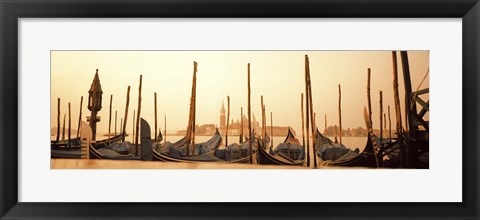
{"left": 154, "top": 92, "right": 158, "bottom": 142}
{"left": 384, "top": 113, "right": 387, "bottom": 143}
{"left": 114, "top": 111, "right": 117, "bottom": 135}
{"left": 68, "top": 102, "right": 71, "bottom": 147}
{"left": 122, "top": 86, "right": 131, "bottom": 142}
{"left": 270, "top": 112, "right": 273, "bottom": 147}
{"left": 262, "top": 96, "right": 265, "bottom": 138}
{"left": 56, "top": 98, "right": 61, "bottom": 142}
{"left": 62, "top": 114, "right": 66, "bottom": 141}
{"left": 367, "top": 68, "right": 373, "bottom": 126}
{"left": 388, "top": 105, "right": 392, "bottom": 142}
{"left": 307, "top": 55, "right": 316, "bottom": 168}
{"left": 338, "top": 84, "right": 342, "bottom": 144}
{"left": 240, "top": 107, "right": 244, "bottom": 143}
{"left": 247, "top": 63, "right": 253, "bottom": 164}
{"left": 261, "top": 95, "right": 264, "bottom": 147}
{"left": 304, "top": 55, "right": 311, "bottom": 167}
{"left": 324, "top": 114, "right": 327, "bottom": 136}
{"left": 76, "top": 96, "right": 83, "bottom": 138}
{"left": 164, "top": 114, "right": 167, "bottom": 144}
{"left": 132, "top": 110, "right": 135, "bottom": 143}
{"left": 185, "top": 64, "right": 195, "bottom": 157}
{"left": 135, "top": 75, "right": 143, "bottom": 156}
{"left": 108, "top": 94, "right": 113, "bottom": 142}
{"left": 226, "top": 96, "right": 230, "bottom": 147}
{"left": 301, "top": 93, "right": 305, "bottom": 156}
{"left": 191, "top": 62, "right": 197, "bottom": 156}
{"left": 392, "top": 51, "right": 405, "bottom": 167}
{"left": 313, "top": 112, "right": 317, "bottom": 154}
{"left": 379, "top": 91, "right": 383, "bottom": 144}
{"left": 400, "top": 51, "right": 416, "bottom": 168}
{"left": 263, "top": 104, "right": 266, "bottom": 147}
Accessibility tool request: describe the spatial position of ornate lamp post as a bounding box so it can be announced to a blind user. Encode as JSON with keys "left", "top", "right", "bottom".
{"left": 87, "top": 69, "right": 103, "bottom": 140}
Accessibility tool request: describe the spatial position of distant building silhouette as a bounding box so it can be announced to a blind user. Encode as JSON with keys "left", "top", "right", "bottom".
{"left": 220, "top": 100, "right": 226, "bottom": 129}
{"left": 177, "top": 101, "right": 298, "bottom": 137}
{"left": 216, "top": 101, "right": 292, "bottom": 137}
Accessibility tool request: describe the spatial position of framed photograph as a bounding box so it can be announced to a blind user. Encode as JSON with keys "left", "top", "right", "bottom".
{"left": 1, "top": 0, "right": 478, "bottom": 219}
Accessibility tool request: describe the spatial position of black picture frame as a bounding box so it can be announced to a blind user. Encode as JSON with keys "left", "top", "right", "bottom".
{"left": 1, "top": 0, "right": 478, "bottom": 219}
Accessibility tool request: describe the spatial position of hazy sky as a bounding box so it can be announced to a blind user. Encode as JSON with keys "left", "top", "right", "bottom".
{"left": 51, "top": 51, "right": 429, "bottom": 136}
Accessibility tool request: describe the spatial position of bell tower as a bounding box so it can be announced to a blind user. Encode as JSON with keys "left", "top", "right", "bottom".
{"left": 87, "top": 69, "right": 103, "bottom": 140}
{"left": 220, "top": 100, "right": 226, "bottom": 129}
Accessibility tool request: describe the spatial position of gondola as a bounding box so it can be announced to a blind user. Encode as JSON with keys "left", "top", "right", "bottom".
{"left": 257, "top": 128, "right": 305, "bottom": 166}
{"left": 315, "top": 130, "right": 377, "bottom": 167}
{"left": 90, "top": 132, "right": 125, "bottom": 149}
{"left": 213, "top": 132, "right": 260, "bottom": 164}
{"left": 315, "top": 129, "right": 353, "bottom": 161}
{"left": 268, "top": 128, "right": 305, "bottom": 160}
{"left": 315, "top": 108, "right": 378, "bottom": 167}
{"left": 89, "top": 118, "right": 152, "bottom": 161}
{"left": 152, "top": 124, "right": 259, "bottom": 163}
{"left": 51, "top": 138, "right": 83, "bottom": 159}
{"left": 152, "top": 128, "right": 224, "bottom": 162}
{"left": 51, "top": 121, "right": 123, "bottom": 159}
